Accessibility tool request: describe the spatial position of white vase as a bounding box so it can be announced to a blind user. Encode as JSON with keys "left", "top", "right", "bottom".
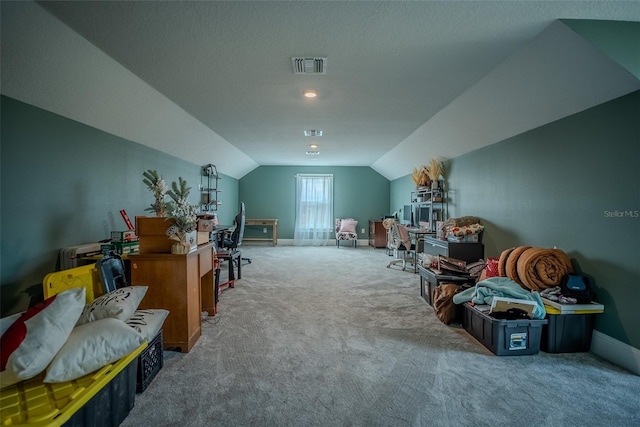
{"left": 431, "top": 180, "right": 439, "bottom": 190}
{"left": 185, "top": 231, "right": 197, "bottom": 251}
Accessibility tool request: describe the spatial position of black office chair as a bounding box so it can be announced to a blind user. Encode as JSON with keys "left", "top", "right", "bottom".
{"left": 221, "top": 202, "right": 245, "bottom": 253}
{"left": 219, "top": 202, "right": 251, "bottom": 273}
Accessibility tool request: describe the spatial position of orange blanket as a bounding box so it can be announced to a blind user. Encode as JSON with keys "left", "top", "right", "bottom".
{"left": 505, "top": 246, "right": 532, "bottom": 285}
{"left": 498, "top": 247, "right": 515, "bottom": 277}
{"left": 516, "top": 247, "right": 573, "bottom": 291}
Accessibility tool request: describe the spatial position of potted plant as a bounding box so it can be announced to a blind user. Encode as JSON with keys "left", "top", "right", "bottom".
{"left": 142, "top": 170, "right": 169, "bottom": 217}
{"left": 165, "top": 177, "right": 198, "bottom": 254}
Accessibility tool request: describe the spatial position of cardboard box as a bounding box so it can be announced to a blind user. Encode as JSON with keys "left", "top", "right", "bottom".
{"left": 101, "top": 243, "right": 114, "bottom": 255}
{"left": 113, "top": 241, "right": 140, "bottom": 255}
{"left": 197, "top": 219, "right": 215, "bottom": 232}
{"left": 110, "top": 230, "right": 138, "bottom": 242}
{"left": 197, "top": 231, "right": 211, "bottom": 245}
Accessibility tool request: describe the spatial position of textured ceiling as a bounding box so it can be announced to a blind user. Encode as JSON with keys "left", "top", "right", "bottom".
{"left": 2, "top": 1, "right": 639, "bottom": 179}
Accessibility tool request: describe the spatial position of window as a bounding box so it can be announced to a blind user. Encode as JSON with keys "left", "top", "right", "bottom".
{"left": 293, "top": 174, "right": 333, "bottom": 246}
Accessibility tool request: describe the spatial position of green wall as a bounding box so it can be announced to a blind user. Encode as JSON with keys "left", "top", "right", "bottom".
{"left": 239, "top": 166, "right": 390, "bottom": 240}
{"left": 0, "top": 96, "right": 238, "bottom": 315}
{"left": 3, "top": 89, "right": 638, "bottom": 350}
{"left": 390, "top": 174, "right": 415, "bottom": 222}
{"left": 391, "top": 91, "right": 640, "bottom": 348}
{"left": 562, "top": 20, "right": 640, "bottom": 79}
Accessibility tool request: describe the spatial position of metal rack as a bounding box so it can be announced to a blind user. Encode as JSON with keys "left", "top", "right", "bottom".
{"left": 410, "top": 181, "right": 447, "bottom": 232}
{"left": 200, "top": 164, "right": 221, "bottom": 212}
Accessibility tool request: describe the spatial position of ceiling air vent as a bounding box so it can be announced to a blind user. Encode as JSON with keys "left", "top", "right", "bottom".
{"left": 304, "top": 129, "right": 323, "bottom": 137}
{"left": 292, "top": 57, "right": 327, "bottom": 74}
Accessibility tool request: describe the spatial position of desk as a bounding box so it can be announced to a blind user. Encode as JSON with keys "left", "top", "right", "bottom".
{"left": 406, "top": 227, "right": 434, "bottom": 273}
{"left": 244, "top": 219, "right": 278, "bottom": 246}
{"left": 129, "top": 242, "right": 216, "bottom": 353}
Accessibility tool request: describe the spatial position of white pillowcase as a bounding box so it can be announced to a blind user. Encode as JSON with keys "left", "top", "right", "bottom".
{"left": 0, "top": 312, "right": 22, "bottom": 336}
{"left": 76, "top": 286, "right": 148, "bottom": 325}
{"left": 126, "top": 309, "right": 169, "bottom": 342}
{"left": 44, "top": 317, "right": 145, "bottom": 383}
{"left": 0, "top": 288, "right": 85, "bottom": 388}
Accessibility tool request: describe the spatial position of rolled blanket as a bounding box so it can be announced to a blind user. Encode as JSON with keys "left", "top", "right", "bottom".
{"left": 498, "top": 247, "right": 515, "bottom": 277}
{"left": 516, "top": 247, "right": 573, "bottom": 291}
{"left": 505, "top": 246, "right": 532, "bottom": 286}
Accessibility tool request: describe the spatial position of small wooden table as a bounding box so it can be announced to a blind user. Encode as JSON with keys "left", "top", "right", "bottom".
{"left": 244, "top": 219, "right": 278, "bottom": 246}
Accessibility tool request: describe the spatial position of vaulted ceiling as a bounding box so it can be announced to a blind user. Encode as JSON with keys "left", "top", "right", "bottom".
{"left": 2, "top": 1, "right": 639, "bottom": 179}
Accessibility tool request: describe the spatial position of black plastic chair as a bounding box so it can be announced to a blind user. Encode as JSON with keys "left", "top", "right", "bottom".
{"left": 96, "top": 252, "right": 128, "bottom": 293}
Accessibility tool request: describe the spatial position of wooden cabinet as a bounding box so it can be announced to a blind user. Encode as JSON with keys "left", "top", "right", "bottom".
{"left": 422, "top": 235, "right": 484, "bottom": 263}
{"left": 129, "top": 243, "right": 216, "bottom": 353}
{"left": 368, "top": 220, "right": 386, "bottom": 248}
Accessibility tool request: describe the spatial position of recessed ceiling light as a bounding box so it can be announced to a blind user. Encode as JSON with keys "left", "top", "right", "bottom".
{"left": 304, "top": 90, "right": 317, "bottom": 98}
{"left": 309, "top": 144, "right": 318, "bottom": 149}
{"left": 304, "top": 130, "right": 323, "bottom": 137}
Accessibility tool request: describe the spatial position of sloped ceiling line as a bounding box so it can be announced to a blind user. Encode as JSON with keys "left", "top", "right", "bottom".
{"left": 2, "top": 2, "right": 639, "bottom": 181}
{"left": 0, "top": 1, "right": 258, "bottom": 179}
{"left": 372, "top": 20, "right": 640, "bottom": 181}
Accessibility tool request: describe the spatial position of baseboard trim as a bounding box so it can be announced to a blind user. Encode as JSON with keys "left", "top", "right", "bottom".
{"left": 591, "top": 330, "right": 640, "bottom": 375}
{"left": 265, "top": 239, "right": 370, "bottom": 247}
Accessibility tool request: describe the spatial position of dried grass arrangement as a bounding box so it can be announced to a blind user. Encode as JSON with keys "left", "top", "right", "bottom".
{"left": 427, "top": 158, "right": 444, "bottom": 182}
{"left": 411, "top": 166, "right": 431, "bottom": 188}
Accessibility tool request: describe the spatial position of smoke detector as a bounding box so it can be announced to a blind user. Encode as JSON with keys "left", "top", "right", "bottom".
{"left": 292, "top": 57, "right": 327, "bottom": 74}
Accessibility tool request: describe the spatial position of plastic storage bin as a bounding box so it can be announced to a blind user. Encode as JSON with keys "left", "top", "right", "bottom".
{"left": 137, "top": 330, "right": 164, "bottom": 393}
{"left": 541, "top": 306, "right": 599, "bottom": 353}
{"left": 462, "top": 303, "right": 547, "bottom": 356}
{"left": 0, "top": 344, "right": 143, "bottom": 426}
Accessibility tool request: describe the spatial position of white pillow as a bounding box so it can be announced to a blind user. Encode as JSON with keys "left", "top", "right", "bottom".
{"left": 0, "top": 313, "right": 22, "bottom": 336}
{"left": 44, "top": 317, "right": 145, "bottom": 383}
{"left": 0, "top": 288, "right": 85, "bottom": 388}
{"left": 126, "top": 309, "right": 169, "bottom": 342}
{"left": 339, "top": 219, "right": 358, "bottom": 233}
{"left": 76, "top": 286, "right": 148, "bottom": 325}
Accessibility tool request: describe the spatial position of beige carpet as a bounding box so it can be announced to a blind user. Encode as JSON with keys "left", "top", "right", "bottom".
{"left": 121, "top": 246, "right": 640, "bottom": 427}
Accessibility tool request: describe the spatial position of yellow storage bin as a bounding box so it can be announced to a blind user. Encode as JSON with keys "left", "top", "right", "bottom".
{"left": 42, "top": 264, "right": 103, "bottom": 303}
{"left": 0, "top": 344, "right": 145, "bottom": 426}
{"left": 0, "top": 264, "right": 148, "bottom": 426}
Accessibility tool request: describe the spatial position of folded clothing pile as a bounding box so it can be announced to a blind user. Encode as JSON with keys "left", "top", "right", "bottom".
{"left": 498, "top": 246, "right": 573, "bottom": 291}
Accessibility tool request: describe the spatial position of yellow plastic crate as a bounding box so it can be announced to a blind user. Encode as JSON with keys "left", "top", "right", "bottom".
{"left": 0, "top": 264, "right": 147, "bottom": 426}
{"left": 42, "top": 264, "right": 103, "bottom": 303}
{"left": 0, "top": 343, "right": 146, "bottom": 426}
